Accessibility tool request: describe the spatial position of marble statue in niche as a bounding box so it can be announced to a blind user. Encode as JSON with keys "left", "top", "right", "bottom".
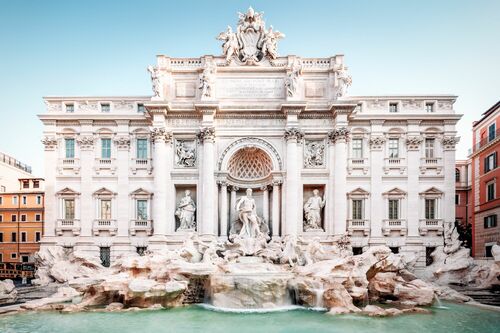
{"left": 175, "top": 190, "right": 196, "bottom": 231}
{"left": 229, "top": 188, "right": 269, "bottom": 238}
{"left": 175, "top": 140, "right": 196, "bottom": 167}
{"left": 304, "top": 189, "right": 326, "bottom": 231}
{"left": 304, "top": 141, "right": 325, "bottom": 168}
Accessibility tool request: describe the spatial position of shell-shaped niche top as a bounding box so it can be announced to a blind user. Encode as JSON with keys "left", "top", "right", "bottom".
{"left": 228, "top": 147, "right": 272, "bottom": 180}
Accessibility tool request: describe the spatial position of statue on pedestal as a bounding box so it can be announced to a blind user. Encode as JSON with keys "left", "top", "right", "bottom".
{"left": 303, "top": 189, "right": 326, "bottom": 231}
{"left": 175, "top": 190, "right": 196, "bottom": 230}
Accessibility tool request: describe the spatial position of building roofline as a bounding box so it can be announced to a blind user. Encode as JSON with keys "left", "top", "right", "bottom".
{"left": 473, "top": 100, "right": 500, "bottom": 128}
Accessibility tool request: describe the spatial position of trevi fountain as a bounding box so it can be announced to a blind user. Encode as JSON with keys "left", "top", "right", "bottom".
{"left": 1, "top": 7, "right": 499, "bottom": 333}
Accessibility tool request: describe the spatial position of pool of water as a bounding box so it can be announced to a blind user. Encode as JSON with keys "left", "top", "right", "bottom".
{"left": 1, "top": 303, "right": 499, "bottom": 333}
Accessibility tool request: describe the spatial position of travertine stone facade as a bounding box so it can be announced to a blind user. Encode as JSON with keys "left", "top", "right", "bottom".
{"left": 39, "top": 8, "right": 461, "bottom": 268}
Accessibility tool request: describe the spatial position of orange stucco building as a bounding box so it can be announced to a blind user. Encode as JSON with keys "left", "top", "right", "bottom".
{"left": 0, "top": 178, "right": 44, "bottom": 263}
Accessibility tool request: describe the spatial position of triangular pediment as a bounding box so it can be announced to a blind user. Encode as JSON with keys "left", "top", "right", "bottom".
{"left": 383, "top": 187, "right": 407, "bottom": 196}
{"left": 420, "top": 187, "right": 443, "bottom": 195}
{"left": 56, "top": 187, "right": 80, "bottom": 196}
{"left": 130, "top": 188, "right": 152, "bottom": 196}
{"left": 93, "top": 187, "right": 116, "bottom": 197}
{"left": 348, "top": 187, "right": 370, "bottom": 196}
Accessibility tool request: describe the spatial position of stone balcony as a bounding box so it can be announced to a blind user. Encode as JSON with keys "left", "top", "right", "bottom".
{"left": 347, "top": 219, "right": 370, "bottom": 236}
{"left": 56, "top": 218, "right": 81, "bottom": 236}
{"left": 131, "top": 158, "right": 153, "bottom": 175}
{"left": 94, "top": 158, "right": 117, "bottom": 175}
{"left": 57, "top": 158, "right": 80, "bottom": 175}
{"left": 419, "top": 219, "right": 444, "bottom": 236}
{"left": 383, "top": 157, "right": 406, "bottom": 175}
{"left": 347, "top": 158, "right": 368, "bottom": 175}
{"left": 382, "top": 219, "right": 407, "bottom": 236}
{"left": 129, "top": 219, "right": 153, "bottom": 236}
{"left": 92, "top": 219, "right": 118, "bottom": 236}
{"left": 419, "top": 157, "right": 443, "bottom": 175}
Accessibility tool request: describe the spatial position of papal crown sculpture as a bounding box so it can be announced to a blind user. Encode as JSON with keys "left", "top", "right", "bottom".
{"left": 217, "top": 7, "right": 285, "bottom": 65}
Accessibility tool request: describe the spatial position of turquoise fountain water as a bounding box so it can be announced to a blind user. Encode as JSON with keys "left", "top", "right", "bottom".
{"left": 1, "top": 303, "right": 499, "bottom": 333}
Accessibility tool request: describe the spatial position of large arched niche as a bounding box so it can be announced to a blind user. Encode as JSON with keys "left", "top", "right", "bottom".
{"left": 218, "top": 138, "right": 282, "bottom": 187}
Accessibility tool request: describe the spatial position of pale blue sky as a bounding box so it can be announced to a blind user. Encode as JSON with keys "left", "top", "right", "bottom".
{"left": 0, "top": 0, "right": 499, "bottom": 176}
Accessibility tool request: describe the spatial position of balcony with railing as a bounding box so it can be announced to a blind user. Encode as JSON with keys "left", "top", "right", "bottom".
{"left": 94, "top": 158, "right": 117, "bottom": 175}
{"left": 0, "top": 152, "right": 32, "bottom": 174}
{"left": 131, "top": 158, "right": 152, "bottom": 175}
{"left": 92, "top": 219, "right": 118, "bottom": 236}
{"left": 56, "top": 218, "right": 80, "bottom": 236}
{"left": 347, "top": 158, "right": 368, "bottom": 175}
{"left": 419, "top": 157, "right": 443, "bottom": 175}
{"left": 347, "top": 219, "right": 370, "bottom": 236}
{"left": 472, "top": 128, "right": 500, "bottom": 154}
{"left": 382, "top": 219, "right": 407, "bottom": 236}
{"left": 129, "top": 219, "right": 153, "bottom": 236}
{"left": 57, "top": 158, "right": 80, "bottom": 175}
{"left": 418, "top": 219, "right": 443, "bottom": 236}
{"left": 383, "top": 157, "right": 406, "bottom": 174}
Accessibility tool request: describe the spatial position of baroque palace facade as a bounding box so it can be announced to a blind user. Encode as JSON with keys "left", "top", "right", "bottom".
{"left": 40, "top": 8, "right": 460, "bottom": 268}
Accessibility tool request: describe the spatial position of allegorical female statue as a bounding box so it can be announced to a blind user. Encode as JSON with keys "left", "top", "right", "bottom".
{"left": 175, "top": 190, "right": 196, "bottom": 230}
{"left": 303, "top": 189, "right": 326, "bottom": 230}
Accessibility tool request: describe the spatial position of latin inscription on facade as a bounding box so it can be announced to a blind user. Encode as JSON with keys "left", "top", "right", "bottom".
{"left": 216, "top": 78, "right": 285, "bottom": 99}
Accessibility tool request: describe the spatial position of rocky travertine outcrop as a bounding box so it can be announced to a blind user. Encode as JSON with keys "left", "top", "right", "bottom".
{"left": 0, "top": 279, "right": 18, "bottom": 305}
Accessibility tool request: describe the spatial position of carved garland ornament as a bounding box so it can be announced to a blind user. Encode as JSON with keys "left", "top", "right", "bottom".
{"left": 405, "top": 136, "right": 423, "bottom": 150}
{"left": 150, "top": 128, "right": 172, "bottom": 143}
{"left": 441, "top": 136, "right": 459, "bottom": 150}
{"left": 328, "top": 127, "right": 350, "bottom": 143}
{"left": 41, "top": 136, "right": 58, "bottom": 149}
{"left": 77, "top": 136, "right": 95, "bottom": 149}
{"left": 114, "top": 136, "right": 131, "bottom": 149}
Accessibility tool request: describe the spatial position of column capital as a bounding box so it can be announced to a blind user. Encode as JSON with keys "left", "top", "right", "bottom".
{"left": 441, "top": 136, "right": 460, "bottom": 151}
{"left": 284, "top": 127, "right": 304, "bottom": 142}
{"left": 369, "top": 135, "right": 386, "bottom": 150}
{"left": 406, "top": 135, "right": 423, "bottom": 150}
{"left": 197, "top": 126, "right": 216, "bottom": 143}
{"left": 41, "top": 136, "right": 58, "bottom": 151}
{"left": 229, "top": 185, "right": 239, "bottom": 192}
{"left": 150, "top": 127, "right": 172, "bottom": 144}
{"left": 77, "top": 135, "right": 95, "bottom": 150}
{"left": 114, "top": 136, "right": 131, "bottom": 150}
{"left": 328, "top": 127, "right": 350, "bottom": 144}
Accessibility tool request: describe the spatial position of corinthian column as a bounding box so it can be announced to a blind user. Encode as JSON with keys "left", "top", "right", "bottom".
{"left": 198, "top": 127, "right": 216, "bottom": 237}
{"left": 329, "top": 127, "right": 349, "bottom": 235}
{"left": 151, "top": 127, "right": 171, "bottom": 238}
{"left": 284, "top": 128, "right": 304, "bottom": 236}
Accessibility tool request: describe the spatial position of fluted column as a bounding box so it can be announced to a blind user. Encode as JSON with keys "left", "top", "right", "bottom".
{"left": 368, "top": 131, "right": 385, "bottom": 239}
{"left": 271, "top": 180, "right": 281, "bottom": 237}
{"left": 262, "top": 185, "right": 269, "bottom": 224}
{"left": 151, "top": 127, "right": 171, "bottom": 237}
{"left": 114, "top": 132, "right": 131, "bottom": 238}
{"left": 198, "top": 127, "right": 216, "bottom": 237}
{"left": 229, "top": 186, "right": 239, "bottom": 228}
{"left": 284, "top": 128, "right": 303, "bottom": 236}
{"left": 330, "top": 127, "right": 349, "bottom": 235}
{"left": 219, "top": 181, "right": 228, "bottom": 237}
{"left": 442, "top": 135, "right": 459, "bottom": 226}
{"left": 77, "top": 129, "right": 94, "bottom": 238}
{"left": 327, "top": 137, "right": 336, "bottom": 234}
{"left": 406, "top": 132, "right": 423, "bottom": 237}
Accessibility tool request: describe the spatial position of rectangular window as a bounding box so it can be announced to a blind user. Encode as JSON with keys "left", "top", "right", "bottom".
{"left": 455, "top": 194, "right": 460, "bottom": 205}
{"left": 101, "top": 138, "right": 112, "bottom": 159}
{"left": 22, "top": 196, "right": 27, "bottom": 205}
{"left": 12, "top": 196, "right": 17, "bottom": 205}
{"left": 100, "top": 247, "right": 111, "bottom": 267}
{"left": 488, "top": 123, "right": 496, "bottom": 142}
{"left": 22, "top": 180, "right": 29, "bottom": 189}
{"left": 388, "top": 199, "right": 399, "bottom": 219}
{"left": 484, "top": 215, "right": 497, "bottom": 229}
{"left": 21, "top": 255, "right": 29, "bottom": 263}
{"left": 101, "top": 103, "right": 111, "bottom": 113}
{"left": 20, "top": 214, "right": 26, "bottom": 222}
{"left": 425, "top": 199, "right": 436, "bottom": 219}
{"left": 137, "top": 103, "right": 145, "bottom": 113}
{"left": 136, "top": 139, "right": 148, "bottom": 159}
{"left": 11, "top": 215, "right": 17, "bottom": 222}
{"left": 456, "top": 169, "right": 460, "bottom": 182}
{"left": 36, "top": 196, "right": 42, "bottom": 205}
{"left": 136, "top": 199, "right": 148, "bottom": 220}
{"left": 388, "top": 138, "right": 399, "bottom": 158}
{"left": 425, "top": 103, "right": 434, "bottom": 113}
{"left": 35, "top": 214, "right": 41, "bottom": 222}
{"left": 65, "top": 104, "right": 74, "bottom": 113}
{"left": 484, "top": 152, "right": 497, "bottom": 172}
{"left": 425, "top": 138, "right": 435, "bottom": 158}
{"left": 426, "top": 247, "right": 436, "bottom": 266}
{"left": 352, "top": 139, "right": 363, "bottom": 158}
{"left": 0, "top": 197, "right": 2, "bottom": 204}
{"left": 389, "top": 103, "right": 398, "bottom": 113}
{"left": 35, "top": 232, "right": 41, "bottom": 242}
{"left": 486, "top": 245, "right": 493, "bottom": 258}
{"left": 11, "top": 253, "right": 17, "bottom": 259}
{"left": 100, "top": 200, "right": 112, "bottom": 220}
{"left": 0, "top": 233, "right": 3, "bottom": 242}
{"left": 33, "top": 180, "right": 40, "bottom": 188}
{"left": 352, "top": 199, "right": 363, "bottom": 220}
{"left": 487, "top": 182, "right": 495, "bottom": 201}
{"left": 0, "top": 215, "right": 2, "bottom": 222}
{"left": 21, "top": 232, "right": 27, "bottom": 242}
{"left": 352, "top": 247, "right": 363, "bottom": 255}
{"left": 64, "top": 199, "right": 75, "bottom": 220}
{"left": 11, "top": 232, "right": 17, "bottom": 242}
{"left": 65, "top": 138, "right": 75, "bottom": 158}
